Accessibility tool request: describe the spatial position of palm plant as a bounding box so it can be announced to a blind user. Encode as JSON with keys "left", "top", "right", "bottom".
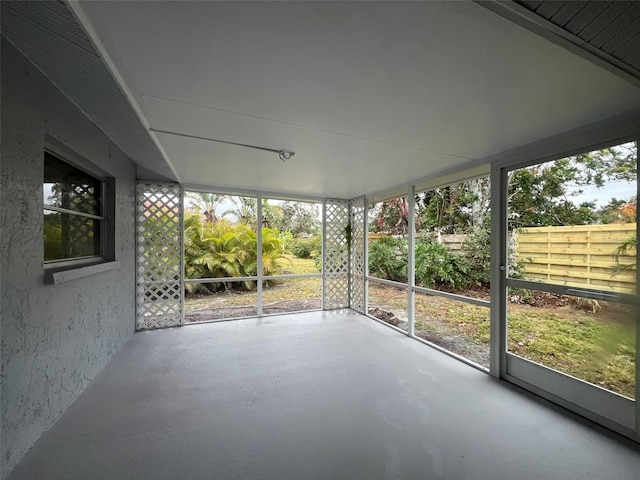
{"left": 184, "top": 213, "right": 288, "bottom": 294}
{"left": 222, "top": 196, "right": 257, "bottom": 227}
{"left": 184, "top": 212, "right": 217, "bottom": 293}
{"left": 185, "top": 191, "right": 224, "bottom": 223}
{"left": 261, "top": 228, "right": 290, "bottom": 275}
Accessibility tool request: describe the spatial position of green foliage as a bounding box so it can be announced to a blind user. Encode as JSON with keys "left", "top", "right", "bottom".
{"left": 261, "top": 228, "right": 287, "bottom": 275}
{"left": 597, "top": 198, "right": 634, "bottom": 224}
{"left": 368, "top": 236, "right": 408, "bottom": 282}
{"left": 314, "top": 250, "right": 325, "bottom": 272}
{"left": 613, "top": 234, "right": 637, "bottom": 275}
{"left": 460, "top": 227, "right": 491, "bottom": 286}
{"left": 277, "top": 201, "right": 321, "bottom": 237}
{"left": 290, "top": 236, "right": 321, "bottom": 259}
{"left": 367, "top": 234, "right": 489, "bottom": 289}
{"left": 43, "top": 215, "right": 63, "bottom": 261}
{"left": 507, "top": 144, "right": 637, "bottom": 228}
{"left": 507, "top": 305, "right": 635, "bottom": 398}
{"left": 414, "top": 239, "right": 470, "bottom": 289}
{"left": 184, "top": 212, "right": 286, "bottom": 294}
{"left": 224, "top": 198, "right": 320, "bottom": 237}
{"left": 416, "top": 179, "right": 489, "bottom": 234}
{"left": 459, "top": 224, "right": 524, "bottom": 286}
{"left": 260, "top": 200, "right": 284, "bottom": 230}
{"left": 371, "top": 142, "right": 638, "bottom": 237}
{"left": 281, "top": 230, "right": 294, "bottom": 253}
{"left": 344, "top": 223, "right": 352, "bottom": 249}
{"left": 507, "top": 159, "right": 598, "bottom": 228}
{"left": 367, "top": 225, "right": 524, "bottom": 291}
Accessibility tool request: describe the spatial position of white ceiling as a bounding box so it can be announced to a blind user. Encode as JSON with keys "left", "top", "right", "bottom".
{"left": 70, "top": 1, "right": 640, "bottom": 199}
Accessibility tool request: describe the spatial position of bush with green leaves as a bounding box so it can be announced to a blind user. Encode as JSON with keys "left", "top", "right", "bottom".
{"left": 459, "top": 223, "right": 528, "bottom": 287}
{"left": 368, "top": 236, "right": 408, "bottom": 282}
{"left": 184, "top": 213, "right": 286, "bottom": 294}
{"left": 460, "top": 227, "right": 491, "bottom": 286}
{"left": 414, "top": 238, "right": 471, "bottom": 289}
{"left": 280, "top": 230, "right": 294, "bottom": 254}
{"left": 290, "top": 236, "right": 322, "bottom": 259}
{"left": 367, "top": 235, "right": 472, "bottom": 288}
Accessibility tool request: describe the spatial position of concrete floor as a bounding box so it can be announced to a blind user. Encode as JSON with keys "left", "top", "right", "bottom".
{"left": 8, "top": 311, "right": 640, "bottom": 479}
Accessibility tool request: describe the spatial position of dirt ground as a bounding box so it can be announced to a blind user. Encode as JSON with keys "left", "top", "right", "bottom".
{"left": 414, "top": 328, "right": 490, "bottom": 367}
{"left": 434, "top": 284, "right": 591, "bottom": 310}
{"left": 185, "top": 298, "right": 322, "bottom": 322}
{"left": 367, "top": 306, "right": 490, "bottom": 367}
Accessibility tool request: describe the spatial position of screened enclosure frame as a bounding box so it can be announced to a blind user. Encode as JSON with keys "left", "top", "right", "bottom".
{"left": 363, "top": 184, "right": 492, "bottom": 369}
{"left": 136, "top": 124, "right": 639, "bottom": 442}
{"left": 490, "top": 135, "right": 640, "bottom": 442}
{"left": 358, "top": 127, "right": 639, "bottom": 442}
{"left": 181, "top": 189, "right": 329, "bottom": 320}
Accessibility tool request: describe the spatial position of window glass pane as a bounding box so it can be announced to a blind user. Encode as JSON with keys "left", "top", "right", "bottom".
{"left": 44, "top": 152, "right": 101, "bottom": 216}
{"left": 44, "top": 210, "right": 101, "bottom": 261}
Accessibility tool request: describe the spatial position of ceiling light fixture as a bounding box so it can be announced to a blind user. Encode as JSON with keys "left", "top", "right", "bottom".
{"left": 149, "top": 127, "right": 295, "bottom": 162}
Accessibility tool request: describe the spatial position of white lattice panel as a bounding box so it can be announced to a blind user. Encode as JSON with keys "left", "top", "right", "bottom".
{"left": 136, "top": 183, "right": 183, "bottom": 330}
{"left": 323, "top": 200, "right": 350, "bottom": 309}
{"left": 350, "top": 196, "right": 366, "bottom": 313}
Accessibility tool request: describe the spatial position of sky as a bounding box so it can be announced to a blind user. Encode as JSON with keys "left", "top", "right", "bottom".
{"left": 569, "top": 180, "right": 636, "bottom": 208}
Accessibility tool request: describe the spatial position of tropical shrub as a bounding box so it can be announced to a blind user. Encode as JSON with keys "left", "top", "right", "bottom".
{"left": 368, "top": 236, "right": 408, "bottom": 282}
{"left": 291, "top": 236, "right": 322, "bottom": 259}
{"left": 414, "top": 238, "right": 471, "bottom": 289}
{"left": 184, "top": 213, "right": 286, "bottom": 294}
{"left": 367, "top": 236, "right": 473, "bottom": 288}
{"left": 281, "top": 231, "right": 294, "bottom": 254}
{"left": 261, "top": 228, "right": 288, "bottom": 276}
{"left": 460, "top": 227, "right": 491, "bottom": 286}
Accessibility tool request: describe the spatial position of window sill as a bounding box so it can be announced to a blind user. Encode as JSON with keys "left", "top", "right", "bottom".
{"left": 44, "top": 260, "right": 120, "bottom": 285}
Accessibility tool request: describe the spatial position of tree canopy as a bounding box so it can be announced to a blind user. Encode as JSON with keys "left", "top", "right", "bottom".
{"left": 369, "top": 142, "right": 637, "bottom": 234}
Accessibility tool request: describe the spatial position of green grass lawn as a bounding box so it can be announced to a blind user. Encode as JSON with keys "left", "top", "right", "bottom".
{"left": 277, "top": 254, "right": 320, "bottom": 274}
{"left": 507, "top": 302, "right": 635, "bottom": 398}
{"left": 263, "top": 254, "right": 322, "bottom": 303}
{"left": 185, "top": 255, "right": 321, "bottom": 313}
{"left": 369, "top": 282, "right": 635, "bottom": 399}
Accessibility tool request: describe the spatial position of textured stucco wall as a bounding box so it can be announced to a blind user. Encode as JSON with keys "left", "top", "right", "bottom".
{"left": 1, "top": 40, "right": 137, "bottom": 478}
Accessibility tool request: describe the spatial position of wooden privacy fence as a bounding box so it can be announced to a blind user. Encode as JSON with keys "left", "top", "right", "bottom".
{"left": 515, "top": 223, "right": 636, "bottom": 294}
{"left": 437, "top": 234, "right": 466, "bottom": 253}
